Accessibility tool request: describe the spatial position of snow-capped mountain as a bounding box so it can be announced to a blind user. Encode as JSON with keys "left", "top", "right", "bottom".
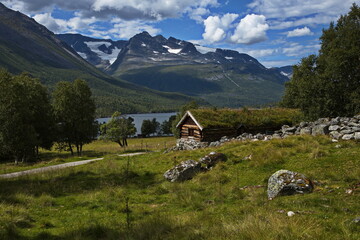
{"left": 57, "top": 34, "right": 127, "bottom": 70}
{"left": 58, "top": 31, "right": 290, "bottom": 108}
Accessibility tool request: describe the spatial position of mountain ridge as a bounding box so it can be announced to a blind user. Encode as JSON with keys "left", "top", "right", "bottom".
{"left": 58, "top": 31, "right": 292, "bottom": 107}
{"left": 0, "top": 3, "right": 197, "bottom": 116}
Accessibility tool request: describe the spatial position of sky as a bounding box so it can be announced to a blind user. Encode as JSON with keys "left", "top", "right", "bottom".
{"left": 1, "top": 0, "right": 359, "bottom": 67}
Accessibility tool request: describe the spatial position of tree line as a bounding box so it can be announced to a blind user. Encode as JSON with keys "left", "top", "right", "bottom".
{"left": 281, "top": 4, "right": 360, "bottom": 120}
{"left": 0, "top": 70, "right": 97, "bottom": 163}
{"left": 99, "top": 114, "right": 176, "bottom": 148}
{"left": 0, "top": 69, "right": 178, "bottom": 163}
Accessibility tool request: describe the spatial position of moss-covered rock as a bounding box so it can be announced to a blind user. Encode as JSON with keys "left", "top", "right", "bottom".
{"left": 267, "top": 169, "right": 314, "bottom": 200}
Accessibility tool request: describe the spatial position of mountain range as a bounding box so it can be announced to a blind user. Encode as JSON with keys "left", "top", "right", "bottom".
{"left": 0, "top": 3, "right": 197, "bottom": 116}
{"left": 58, "top": 32, "right": 293, "bottom": 107}
{"left": 0, "top": 2, "right": 293, "bottom": 115}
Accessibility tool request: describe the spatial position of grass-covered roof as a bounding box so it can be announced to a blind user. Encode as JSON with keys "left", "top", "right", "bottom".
{"left": 189, "top": 108, "right": 302, "bottom": 130}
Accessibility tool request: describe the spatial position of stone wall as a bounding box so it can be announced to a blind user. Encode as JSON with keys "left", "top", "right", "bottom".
{"left": 168, "top": 115, "right": 360, "bottom": 151}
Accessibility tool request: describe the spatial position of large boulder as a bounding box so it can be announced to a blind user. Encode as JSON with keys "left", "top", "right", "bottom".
{"left": 267, "top": 170, "right": 314, "bottom": 200}
{"left": 164, "top": 160, "right": 201, "bottom": 182}
{"left": 199, "top": 152, "right": 227, "bottom": 170}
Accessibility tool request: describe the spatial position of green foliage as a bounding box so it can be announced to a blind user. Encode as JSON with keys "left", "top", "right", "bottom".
{"left": 0, "top": 69, "right": 54, "bottom": 163}
{"left": 160, "top": 115, "right": 176, "bottom": 135}
{"left": 281, "top": 4, "right": 360, "bottom": 119}
{"left": 100, "top": 112, "right": 136, "bottom": 147}
{"left": 53, "top": 79, "right": 98, "bottom": 156}
{"left": 141, "top": 118, "right": 160, "bottom": 137}
{"left": 189, "top": 107, "right": 302, "bottom": 131}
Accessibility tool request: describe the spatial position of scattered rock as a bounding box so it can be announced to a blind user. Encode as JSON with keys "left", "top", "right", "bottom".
{"left": 272, "top": 134, "right": 282, "bottom": 139}
{"left": 282, "top": 125, "right": 297, "bottom": 134}
{"left": 287, "top": 211, "right": 295, "bottom": 217}
{"left": 312, "top": 124, "right": 329, "bottom": 136}
{"left": 345, "top": 189, "right": 353, "bottom": 194}
{"left": 174, "top": 139, "right": 209, "bottom": 151}
{"left": 199, "top": 152, "right": 227, "bottom": 169}
{"left": 329, "top": 125, "right": 340, "bottom": 131}
{"left": 355, "top": 132, "right": 360, "bottom": 140}
{"left": 353, "top": 217, "right": 360, "bottom": 224}
{"left": 267, "top": 170, "right": 314, "bottom": 200}
{"left": 342, "top": 134, "right": 354, "bottom": 140}
{"left": 330, "top": 131, "right": 342, "bottom": 140}
{"left": 300, "top": 127, "right": 312, "bottom": 135}
{"left": 164, "top": 160, "right": 201, "bottom": 182}
{"left": 242, "top": 154, "right": 252, "bottom": 161}
{"left": 209, "top": 141, "right": 221, "bottom": 147}
{"left": 340, "top": 129, "right": 353, "bottom": 135}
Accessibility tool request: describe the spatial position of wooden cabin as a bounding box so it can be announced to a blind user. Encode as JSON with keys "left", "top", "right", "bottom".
{"left": 176, "top": 108, "right": 301, "bottom": 142}
{"left": 176, "top": 111, "right": 243, "bottom": 142}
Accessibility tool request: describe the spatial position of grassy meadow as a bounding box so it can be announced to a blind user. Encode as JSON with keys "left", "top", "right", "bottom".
{"left": 0, "top": 137, "right": 176, "bottom": 174}
{"left": 0, "top": 135, "right": 359, "bottom": 239}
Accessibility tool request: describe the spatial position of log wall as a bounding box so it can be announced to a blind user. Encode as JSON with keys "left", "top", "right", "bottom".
{"left": 179, "top": 116, "right": 202, "bottom": 141}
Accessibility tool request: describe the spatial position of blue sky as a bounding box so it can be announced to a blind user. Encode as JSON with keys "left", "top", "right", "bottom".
{"left": 1, "top": 0, "right": 358, "bottom": 67}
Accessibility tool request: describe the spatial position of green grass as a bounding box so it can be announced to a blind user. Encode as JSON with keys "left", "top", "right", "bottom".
{"left": 0, "top": 137, "right": 176, "bottom": 174}
{"left": 0, "top": 135, "right": 359, "bottom": 239}
{"left": 190, "top": 107, "right": 303, "bottom": 130}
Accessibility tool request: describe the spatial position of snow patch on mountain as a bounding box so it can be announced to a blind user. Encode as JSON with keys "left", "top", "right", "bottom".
{"left": 163, "top": 45, "right": 182, "bottom": 54}
{"left": 78, "top": 52, "right": 87, "bottom": 59}
{"left": 84, "top": 41, "right": 121, "bottom": 64}
{"left": 194, "top": 45, "right": 216, "bottom": 54}
{"left": 280, "top": 71, "right": 291, "bottom": 77}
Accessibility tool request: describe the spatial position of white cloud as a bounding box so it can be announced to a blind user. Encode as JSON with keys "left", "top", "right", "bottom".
{"left": 33, "top": 13, "right": 68, "bottom": 32}
{"left": 249, "top": 0, "right": 356, "bottom": 30}
{"left": 261, "top": 60, "right": 298, "bottom": 68}
{"left": 91, "top": 0, "right": 219, "bottom": 20}
{"left": 109, "top": 19, "right": 161, "bottom": 39}
{"left": 202, "top": 13, "right": 239, "bottom": 43}
{"left": 246, "top": 49, "right": 277, "bottom": 58}
{"left": 3, "top": 0, "right": 219, "bottom": 21}
{"left": 287, "top": 27, "right": 313, "bottom": 37}
{"left": 270, "top": 14, "right": 335, "bottom": 30}
{"left": 188, "top": 7, "right": 210, "bottom": 23}
{"left": 248, "top": 0, "right": 355, "bottom": 19}
{"left": 33, "top": 12, "right": 97, "bottom": 34}
{"left": 230, "top": 14, "right": 269, "bottom": 44}
{"left": 282, "top": 43, "right": 320, "bottom": 57}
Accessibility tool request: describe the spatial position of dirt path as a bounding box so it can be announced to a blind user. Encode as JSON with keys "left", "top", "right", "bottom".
{"left": 0, "top": 152, "right": 147, "bottom": 179}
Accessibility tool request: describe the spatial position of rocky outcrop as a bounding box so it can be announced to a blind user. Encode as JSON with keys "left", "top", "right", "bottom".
{"left": 199, "top": 152, "right": 227, "bottom": 170}
{"left": 267, "top": 170, "right": 314, "bottom": 200}
{"left": 163, "top": 160, "right": 201, "bottom": 182}
{"left": 164, "top": 152, "right": 226, "bottom": 182}
{"left": 169, "top": 138, "right": 209, "bottom": 151}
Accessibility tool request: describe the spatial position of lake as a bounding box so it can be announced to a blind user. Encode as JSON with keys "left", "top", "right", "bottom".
{"left": 97, "top": 112, "right": 177, "bottom": 135}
